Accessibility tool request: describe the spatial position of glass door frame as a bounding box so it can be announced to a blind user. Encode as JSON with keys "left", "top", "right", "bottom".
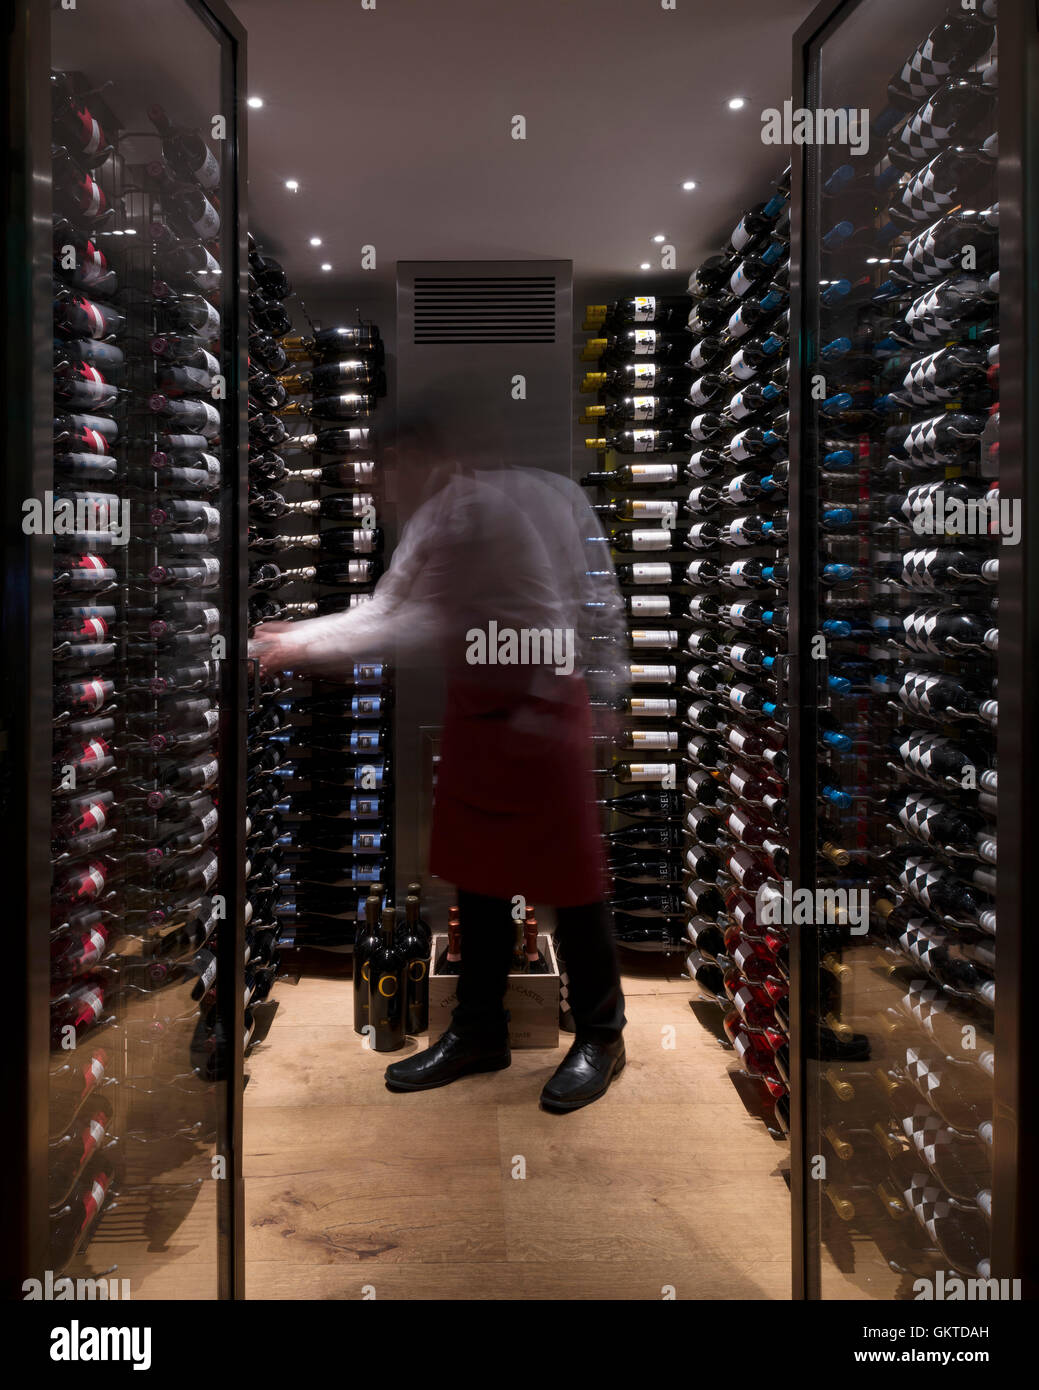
{"left": 789, "top": 0, "right": 1039, "bottom": 1302}
{"left": 3, "top": 0, "right": 249, "bottom": 1302}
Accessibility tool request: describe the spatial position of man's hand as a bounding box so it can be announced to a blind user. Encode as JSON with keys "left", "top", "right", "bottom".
{"left": 249, "top": 620, "right": 299, "bottom": 676}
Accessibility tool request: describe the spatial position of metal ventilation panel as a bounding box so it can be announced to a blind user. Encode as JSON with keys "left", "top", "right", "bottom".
{"left": 412, "top": 274, "right": 557, "bottom": 343}
{"left": 394, "top": 260, "right": 573, "bottom": 910}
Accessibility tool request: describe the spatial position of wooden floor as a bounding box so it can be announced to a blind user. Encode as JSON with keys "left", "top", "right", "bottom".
{"left": 243, "top": 955, "right": 791, "bottom": 1300}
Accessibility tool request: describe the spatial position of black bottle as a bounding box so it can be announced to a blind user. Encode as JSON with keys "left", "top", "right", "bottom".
{"left": 369, "top": 906, "right": 407, "bottom": 1052}
{"left": 398, "top": 894, "right": 430, "bottom": 1035}
{"left": 352, "top": 892, "right": 382, "bottom": 1035}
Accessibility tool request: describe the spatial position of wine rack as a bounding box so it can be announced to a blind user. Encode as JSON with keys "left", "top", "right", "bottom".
{"left": 578, "top": 302, "right": 692, "bottom": 955}
{"left": 49, "top": 70, "right": 237, "bottom": 1279}
{"left": 262, "top": 324, "right": 394, "bottom": 950}
{"left": 676, "top": 173, "right": 793, "bottom": 1134}
{"left": 243, "top": 234, "right": 297, "bottom": 1054}
{"left": 797, "top": 0, "right": 1000, "bottom": 1296}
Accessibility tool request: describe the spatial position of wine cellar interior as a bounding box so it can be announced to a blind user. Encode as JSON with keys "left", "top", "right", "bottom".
{"left": 5, "top": 0, "right": 1038, "bottom": 1316}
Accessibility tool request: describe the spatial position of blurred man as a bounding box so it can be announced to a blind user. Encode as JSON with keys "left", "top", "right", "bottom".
{"left": 251, "top": 425, "right": 628, "bottom": 1111}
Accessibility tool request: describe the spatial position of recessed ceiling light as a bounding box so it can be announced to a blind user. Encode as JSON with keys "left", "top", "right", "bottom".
{"left": 728, "top": 97, "right": 746, "bottom": 110}
{"left": 285, "top": 179, "right": 299, "bottom": 192}
{"left": 652, "top": 234, "right": 666, "bottom": 243}
{"left": 866, "top": 256, "right": 879, "bottom": 263}
{"left": 682, "top": 180, "right": 697, "bottom": 191}
{"left": 321, "top": 263, "right": 332, "bottom": 272}
{"left": 640, "top": 262, "right": 651, "bottom": 270}
{"left": 247, "top": 96, "right": 264, "bottom": 109}
{"left": 123, "top": 228, "right": 136, "bottom": 235}
{"left": 309, "top": 236, "right": 322, "bottom": 247}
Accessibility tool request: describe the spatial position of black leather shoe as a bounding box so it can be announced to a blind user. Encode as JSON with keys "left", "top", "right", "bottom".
{"left": 384, "top": 1029, "right": 511, "bottom": 1092}
{"left": 539, "top": 1036, "right": 626, "bottom": 1112}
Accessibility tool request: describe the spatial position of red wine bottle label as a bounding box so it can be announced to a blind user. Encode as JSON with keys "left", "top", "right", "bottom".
{"left": 82, "top": 1114, "right": 107, "bottom": 1160}
{"left": 630, "top": 429, "right": 657, "bottom": 453}
{"left": 80, "top": 928, "right": 107, "bottom": 968}
{"left": 76, "top": 111, "right": 104, "bottom": 157}
{"left": 632, "top": 330, "right": 656, "bottom": 353}
{"left": 200, "top": 806, "right": 219, "bottom": 836}
{"left": 631, "top": 394, "right": 656, "bottom": 420}
{"left": 82, "top": 1176, "right": 108, "bottom": 1225}
{"left": 632, "top": 296, "right": 655, "bottom": 322}
{"left": 631, "top": 364, "right": 655, "bottom": 384}
{"left": 82, "top": 1052, "right": 106, "bottom": 1094}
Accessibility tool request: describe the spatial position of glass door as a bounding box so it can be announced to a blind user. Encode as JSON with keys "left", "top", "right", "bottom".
{"left": 9, "top": 0, "right": 247, "bottom": 1300}
{"left": 791, "top": 0, "right": 1017, "bottom": 1299}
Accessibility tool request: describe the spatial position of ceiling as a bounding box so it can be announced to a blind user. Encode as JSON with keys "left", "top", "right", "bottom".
{"left": 230, "top": 0, "right": 818, "bottom": 302}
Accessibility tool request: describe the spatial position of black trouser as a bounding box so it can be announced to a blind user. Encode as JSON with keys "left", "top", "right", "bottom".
{"left": 452, "top": 891, "right": 626, "bottom": 1045}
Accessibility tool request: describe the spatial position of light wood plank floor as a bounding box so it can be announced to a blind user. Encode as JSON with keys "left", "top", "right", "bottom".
{"left": 243, "top": 955, "right": 791, "bottom": 1300}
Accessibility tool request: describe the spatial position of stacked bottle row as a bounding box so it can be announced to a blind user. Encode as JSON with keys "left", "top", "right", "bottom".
{"left": 50, "top": 74, "right": 232, "bottom": 1273}
{"left": 577, "top": 300, "right": 697, "bottom": 953}
{"left": 806, "top": 2, "right": 999, "bottom": 1291}
{"left": 254, "top": 324, "right": 395, "bottom": 949}
{"left": 242, "top": 235, "right": 298, "bottom": 1051}
{"left": 672, "top": 169, "right": 793, "bottom": 1131}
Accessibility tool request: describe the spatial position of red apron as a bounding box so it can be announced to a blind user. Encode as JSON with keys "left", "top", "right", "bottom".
{"left": 428, "top": 672, "right": 605, "bottom": 906}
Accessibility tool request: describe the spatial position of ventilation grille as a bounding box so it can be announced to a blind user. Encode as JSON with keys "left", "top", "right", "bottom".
{"left": 413, "top": 276, "right": 556, "bottom": 344}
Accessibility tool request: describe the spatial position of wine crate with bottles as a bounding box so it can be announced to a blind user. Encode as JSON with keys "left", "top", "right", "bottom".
{"left": 802, "top": 0, "right": 998, "bottom": 1293}
{"left": 261, "top": 322, "right": 396, "bottom": 951}
{"left": 50, "top": 71, "right": 234, "bottom": 1274}
{"left": 666, "top": 169, "right": 794, "bottom": 1133}
{"left": 578, "top": 297, "right": 693, "bottom": 954}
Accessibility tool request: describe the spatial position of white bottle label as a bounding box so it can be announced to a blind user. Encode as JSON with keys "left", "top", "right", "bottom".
{"left": 730, "top": 264, "right": 755, "bottom": 297}
{"left": 625, "top": 763, "right": 673, "bottom": 781}
{"left": 630, "top": 429, "right": 657, "bottom": 453}
{"left": 730, "top": 350, "right": 757, "bottom": 380}
{"left": 689, "top": 341, "right": 714, "bottom": 370}
{"left": 688, "top": 414, "right": 715, "bottom": 440}
{"left": 630, "top": 595, "right": 670, "bottom": 615}
{"left": 629, "top": 500, "right": 674, "bottom": 519}
{"left": 632, "top": 363, "right": 656, "bottom": 384}
{"left": 633, "top": 296, "right": 656, "bottom": 322}
{"left": 688, "top": 376, "right": 715, "bottom": 406}
{"left": 628, "top": 665, "right": 676, "bottom": 684}
{"left": 630, "top": 529, "right": 671, "bottom": 550}
{"left": 194, "top": 144, "right": 221, "bottom": 191}
{"left": 632, "top": 330, "right": 657, "bottom": 353}
{"left": 631, "top": 394, "right": 656, "bottom": 420}
{"left": 631, "top": 629, "right": 678, "bottom": 647}
{"left": 630, "top": 698, "right": 676, "bottom": 716}
{"left": 629, "top": 563, "right": 671, "bottom": 583}
{"left": 630, "top": 730, "right": 678, "bottom": 748}
{"left": 629, "top": 463, "right": 677, "bottom": 483}
{"left": 189, "top": 198, "right": 221, "bottom": 240}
